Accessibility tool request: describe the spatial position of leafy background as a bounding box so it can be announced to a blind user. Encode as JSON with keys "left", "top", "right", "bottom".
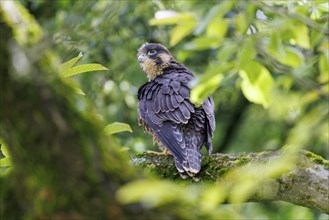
{"left": 1, "top": 0, "right": 328, "bottom": 219}
{"left": 24, "top": 0, "right": 327, "bottom": 157}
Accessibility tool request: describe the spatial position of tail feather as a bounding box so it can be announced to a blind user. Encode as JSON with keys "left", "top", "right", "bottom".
{"left": 174, "top": 130, "right": 204, "bottom": 175}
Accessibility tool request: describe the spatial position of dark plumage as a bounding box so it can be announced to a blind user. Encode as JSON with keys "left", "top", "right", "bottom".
{"left": 137, "top": 43, "right": 215, "bottom": 178}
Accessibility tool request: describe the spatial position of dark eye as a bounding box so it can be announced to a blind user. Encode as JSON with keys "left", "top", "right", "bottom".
{"left": 148, "top": 49, "right": 157, "bottom": 56}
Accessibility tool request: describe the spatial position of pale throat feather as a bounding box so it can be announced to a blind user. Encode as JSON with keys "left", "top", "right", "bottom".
{"left": 140, "top": 53, "right": 171, "bottom": 80}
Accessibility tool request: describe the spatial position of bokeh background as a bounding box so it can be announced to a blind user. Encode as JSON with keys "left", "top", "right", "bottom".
{"left": 21, "top": 0, "right": 328, "bottom": 156}
{"left": 2, "top": 0, "right": 328, "bottom": 219}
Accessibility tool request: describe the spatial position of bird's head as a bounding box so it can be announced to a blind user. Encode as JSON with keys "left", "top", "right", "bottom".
{"left": 137, "top": 43, "right": 172, "bottom": 80}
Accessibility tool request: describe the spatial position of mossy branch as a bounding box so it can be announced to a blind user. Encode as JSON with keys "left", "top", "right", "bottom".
{"left": 133, "top": 150, "right": 329, "bottom": 214}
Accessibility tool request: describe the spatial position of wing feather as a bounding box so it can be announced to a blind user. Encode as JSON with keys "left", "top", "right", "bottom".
{"left": 174, "top": 93, "right": 184, "bottom": 102}
{"left": 179, "top": 85, "right": 189, "bottom": 98}
{"left": 166, "top": 94, "right": 174, "bottom": 110}
{"left": 161, "top": 85, "right": 170, "bottom": 94}
{"left": 154, "top": 97, "right": 161, "bottom": 113}
{"left": 171, "top": 95, "right": 179, "bottom": 108}
{"left": 178, "top": 103, "right": 190, "bottom": 120}
{"left": 202, "top": 97, "right": 215, "bottom": 135}
{"left": 171, "top": 81, "right": 181, "bottom": 93}
{"left": 201, "top": 96, "right": 215, "bottom": 153}
{"left": 137, "top": 69, "right": 214, "bottom": 175}
{"left": 183, "top": 101, "right": 195, "bottom": 113}
{"left": 160, "top": 94, "right": 167, "bottom": 112}
{"left": 144, "top": 117, "right": 186, "bottom": 162}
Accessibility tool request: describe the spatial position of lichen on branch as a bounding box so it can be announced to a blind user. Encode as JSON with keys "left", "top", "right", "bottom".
{"left": 132, "top": 150, "right": 329, "bottom": 214}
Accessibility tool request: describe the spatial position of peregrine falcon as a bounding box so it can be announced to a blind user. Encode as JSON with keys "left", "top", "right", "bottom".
{"left": 137, "top": 43, "right": 215, "bottom": 179}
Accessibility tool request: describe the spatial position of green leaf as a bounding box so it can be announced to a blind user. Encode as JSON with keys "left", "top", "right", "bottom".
{"left": 72, "top": 86, "right": 86, "bottom": 95}
{"left": 0, "top": 143, "right": 10, "bottom": 158}
{"left": 236, "top": 37, "right": 256, "bottom": 69}
{"left": 280, "top": 47, "right": 304, "bottom": 68}
{"left": 310, "top": 29, "right": 324, "bottom": 48}
{"left": 184, "top": 36, "right": 222, "bottom": 51}
{"left": 149, "top": 12, "right": 194, "bottom": 25}
{"left": 200, "top": 186, "right": 226, "bottom": 212}
{"left": 268, "top": 33, "right": 285, "bottom": 56}
{"left": 190, "top": 62, "right": 233, "bottom": 106}
{"left": 104, "top": 122, "right": 132, "bottom": 135}
{"left": 170, "top": 20, "right": 196, "bottom": 46}
{"left": 63, "top": 64, "right": 108, "bottom": 77}
{"left": 216, "top": 41, "right": 238, "bottom": 62}
{"left": 191, "top": 73, "right": 223, "bottom": 107}
{"left": 292, "top": 24, "right": 310, "bottom": 49}
{"left": 65, "top": 78, "right": 86, "bottom": 95}
{"left": 318, "top": 2, "right": 329, "bottom": 12}
{"left": 0, "top": 158, "right": 12, "bottom": 167}
{"left": 318, "top": 52, "right": 329, "bottom": 83}
{"left": 239, "top": 61, "right": 274, "bottom": 108}
{"left": 194, "top": 1, "right": 235, "bottom": 35}
{"left": 59, "top": 52, "right": 83, "bottom": 74}
{"left": 268, "top": 45, "right": 304, "bottom": 68}
{"left": 116, "top": 180, "right": 185, "bottom": 207}
{"left": 206, "top": 18, "right": 228, "bottom": 38}
{"left": 236, "top": 13, "right": 249, "bottom": 34}
{"left": 236, "top": 5, "right": 256, "bottom": 34}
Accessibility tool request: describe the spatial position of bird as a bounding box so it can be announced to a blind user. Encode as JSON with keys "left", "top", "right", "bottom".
{"left": 136, "top": 43, "right": 215, "bottom": 179}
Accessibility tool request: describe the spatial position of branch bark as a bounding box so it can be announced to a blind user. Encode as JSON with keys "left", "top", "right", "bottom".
{"left": 132, "top": 150, "right": 329, "bottom": 214}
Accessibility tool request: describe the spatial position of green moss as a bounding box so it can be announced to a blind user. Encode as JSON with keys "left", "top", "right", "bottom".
{"left": 217, "top": 168, "right": 229, "bottom": 176}
{"left": 135, "top": 152, "right": 146, "bottom": 158}
{"left": 303, "top": 150, "right": 329, "bottom": 169}
{"left": 256, "top": 151, "right": 272, "bottom": 157}
{"left": 233, "top": 156, "right": 251, "bottom": 166}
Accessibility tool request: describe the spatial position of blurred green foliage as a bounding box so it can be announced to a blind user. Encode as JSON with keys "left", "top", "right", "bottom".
{"left": 1, "top": 0, "right": 328, "bottom": 218}
{"left": 0, "top": 143, "right": 11, "bottom": 175}
{"left": 13, "top": 0, "right": 327, "bottom": 158}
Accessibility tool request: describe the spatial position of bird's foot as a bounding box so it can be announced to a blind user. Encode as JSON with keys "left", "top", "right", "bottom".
{"left": 147, "top": 149, "right": 172, "bottom": 156}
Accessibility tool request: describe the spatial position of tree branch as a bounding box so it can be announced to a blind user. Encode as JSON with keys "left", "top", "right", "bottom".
{"left": 132, "top": 150, "right": 329, "bottom": 214}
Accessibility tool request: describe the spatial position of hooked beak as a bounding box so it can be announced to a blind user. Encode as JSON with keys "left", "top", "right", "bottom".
{"left": 138, "top": 54, "right": 147, "bottom": 63}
